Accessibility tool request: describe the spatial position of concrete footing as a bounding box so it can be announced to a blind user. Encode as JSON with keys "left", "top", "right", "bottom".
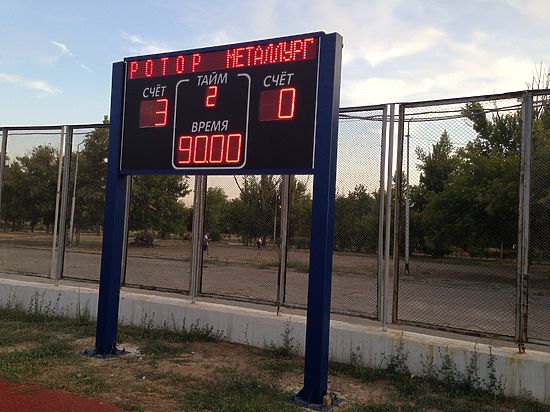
{"left": 1, "top": 277, "right": 548, "bottom": 404}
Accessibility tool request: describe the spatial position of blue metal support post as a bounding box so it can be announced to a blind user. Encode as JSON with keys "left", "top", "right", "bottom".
{"left": 94, "top": 61, "right": 129, "bottom": 355}
{"left": 296, "top": 32, "right": 342, "bottom": 406}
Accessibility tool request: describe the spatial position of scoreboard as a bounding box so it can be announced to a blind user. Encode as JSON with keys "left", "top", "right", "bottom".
{"left": 120, "top": 33, "right": 322, "bottom": 173}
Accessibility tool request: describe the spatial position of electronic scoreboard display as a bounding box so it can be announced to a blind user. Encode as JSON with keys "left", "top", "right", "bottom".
{"left": 120, "top": 33, "right": 322, "bottom": 173}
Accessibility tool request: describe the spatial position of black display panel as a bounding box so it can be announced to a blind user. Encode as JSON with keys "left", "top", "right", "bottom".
{"left": 120, "top": 34, "right": 321, "bottom": 173}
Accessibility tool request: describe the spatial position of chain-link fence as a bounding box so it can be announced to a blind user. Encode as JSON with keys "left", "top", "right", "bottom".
{"left": 0, "top": 127, "right": 63, "bottom": 278}
{"left": 527, "top": 91, "right": 550, "bottom": 344}
{"left": 1, "top": 88, "right": 548, "bottom": 347}
{"left": 392, "top": 92, "right": 537, "bottom": 341}
{"left": 284, "top": 175, "right": 312, "bottom": 308}
{"left": 329, "top": 107, "right": 385, "bottom": 318}
{"left": 62, "top": 126, "right": 107, "bottom": 283}
{"left": 199, "top": 175, "right": 281, "bottom": 303}
{"left": 123, "top": 175, "right": 194, "bottom": 292}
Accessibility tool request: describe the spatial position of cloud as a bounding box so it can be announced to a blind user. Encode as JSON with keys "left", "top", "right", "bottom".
{"left": 120, "top": 31, "right": 170, "bottom": 55}
{"left": 340, "top": 50, "right": 535, "bottom": 107}
{"left": 50, "top": 41, "right": 73, "bottom": 57}
{"left": 0, "top": 73, "right": 62, "bottom": 95}
{"left": 362, "top": 27, "right": 446, "bottom": 67}
{"left": 80, "top": 64, "right": 96, "bottom": 76}
{"left": 504, "top": 0, "right": 550, "bottom": 21}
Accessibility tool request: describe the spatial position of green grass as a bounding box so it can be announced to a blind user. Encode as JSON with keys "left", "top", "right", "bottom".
{"left": 0, "top": 340, "right": 77, "bottom": 381}
{"left": 182, "top": 371, "right": 301, "bottom": 412}
{"left": 0, "top": 303, "right": 96, "bottom": 339}
{"left": 57, "top": 369, "right": 111, "bottom": 396}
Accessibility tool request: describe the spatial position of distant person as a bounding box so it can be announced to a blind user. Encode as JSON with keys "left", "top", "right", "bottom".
{"left": 203, "top": 233, "right": 210, "bottom": 258}
{"left": 256, "top": 237, "right": 263, "bottom": 256}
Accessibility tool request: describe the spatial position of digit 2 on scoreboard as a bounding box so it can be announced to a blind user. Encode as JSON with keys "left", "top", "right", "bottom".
{"left": 172, "top": 72, "right": 251, "bottom": 169}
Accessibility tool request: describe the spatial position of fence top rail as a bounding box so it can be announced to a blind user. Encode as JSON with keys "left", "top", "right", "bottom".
{"left": 340, "top": 104, "right": 386, "bottom": 113}
{"left": 2, "top": 123, "right": 107, "bottom": 131}
{"left": 3, "top": 89, "right": 548, "bottom": 130}
{"left": 399, "top": 89, "right": 550, "bottom": 109}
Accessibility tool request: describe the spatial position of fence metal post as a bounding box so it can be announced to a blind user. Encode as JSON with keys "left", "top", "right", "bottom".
{"left": 515, "top": 92, "right": 533, "bottom": 352}
{"left": 55, "top": 126, "right": 73, "bottom": 281}
{"left": 50, "top": 127, "right": 65, "bottom": 279}
{"left": 120, "top": 175, "right": 132, "bottom": 287}
{"left": 0, "top": 128, "right": 8, "bottom": 220}
{"left": 277, "top": 174, "right": 290, "bottom": 314}
{"left": 190, "top": 175, "right": 206, "bottom": 301}
{"left": 377, "top": 106, "right": 387, "bottom": 324}
{"left": 382, "top": 104, "right": 395, "bottom": 329}
{"left": 392, "top": 105, "right": 405, "bottom": 323}
{"left": 404, "top": 122, "right": 410, "bottom": 276}
{"left": 68, "top": 141, "right": 86, "bottom": 247}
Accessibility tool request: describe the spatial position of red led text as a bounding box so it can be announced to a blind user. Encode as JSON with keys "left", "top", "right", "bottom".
{"left": 176, "top": 133, "right": 243, "bottom": 165}
{"left": 127, "top": 37, "right": 317, "bottom": 80}
{"left": 259, "top": 87, "right": 296, "bottom": 121}
{"left": 205, "top": 85, "right": 218, "bottom": 107}
{"left": 139, "top": 98, "right": 169, "bottom": 128}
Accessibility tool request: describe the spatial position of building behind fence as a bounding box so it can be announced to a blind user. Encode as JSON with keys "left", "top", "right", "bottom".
{"left": 0, "top": 89, "right": 549, "bottom": 348}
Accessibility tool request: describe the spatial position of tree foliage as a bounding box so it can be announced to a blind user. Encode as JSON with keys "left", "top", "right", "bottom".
{"left": 410, "top": 104, "right": 525, "bottom": 258}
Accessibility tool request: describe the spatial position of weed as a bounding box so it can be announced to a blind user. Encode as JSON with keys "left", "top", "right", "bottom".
{"left": 419, "top": 352, "right": 437, "bottom": 381}
{"left": 385, "top": 337, "right": 410, "bottom": 376}
{"left": 329, "top": 346, "right": 381, "bottom": 384}
{"left": 120, "top": 318, "right": 223, "bottom": 344}
{"left": 464, "top": 345, "right": 481, "bottom": 391}
{"left": 182, "top": 371, "right": 301, "bottom": 412}
{"left": 484, "top": 346, "right": 503, "bottom": 395}
{"left": 439, "top": 348, "right": 460, "bottom": 387}
{"left": 75, "top": 296, "right": 91, "bottom": 325}
{"left": 186, "top": 320, "right": 225, "bottom": 342}
{"left": 264, "top": 321, "right": 298, "bottom": 359}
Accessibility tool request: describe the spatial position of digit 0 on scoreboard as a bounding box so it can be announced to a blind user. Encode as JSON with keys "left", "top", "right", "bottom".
{"left": 120, "top": 32, "right": 322, "bottom": 173}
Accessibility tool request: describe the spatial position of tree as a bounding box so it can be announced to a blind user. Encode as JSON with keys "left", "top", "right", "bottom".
{"left": 16, "top": 145, "right": 59, "bottom": 232}
{"left": 334, "top": 185, "right": 378, "bottom": 253}
{"left": 411, "top": 132, "right": 460, "bottom": 257}
{"left": 231, "top": 175, "right": 279, "bottom": 244}
{"left": 1, "top": 159, "right": 29, "bottom": 230}
{"left": 129, "top": 175, "right": 190, "bottom": 238}
{"left": 411, "top": 105, "right": 521, "bottom": 258}
{"left": 415, "top": 131, "right": 458, "bottom": 193}
{"left": 73, "top": 119, "right": 109, "bottom": 234}
{"left": 288, "top": 176, "right": 312, "bottom": 248}
{"left": 204, "top": 186, "right": 228, "bottom": 240}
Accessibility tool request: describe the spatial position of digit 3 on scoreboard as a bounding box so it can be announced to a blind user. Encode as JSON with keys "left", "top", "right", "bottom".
{"left": 171, "top": 72, "right": 251, "bottom": 169}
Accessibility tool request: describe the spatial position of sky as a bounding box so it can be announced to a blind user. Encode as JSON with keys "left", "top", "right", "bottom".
{"left": 1, "top": 0, "right": 549, "bottom": 126}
